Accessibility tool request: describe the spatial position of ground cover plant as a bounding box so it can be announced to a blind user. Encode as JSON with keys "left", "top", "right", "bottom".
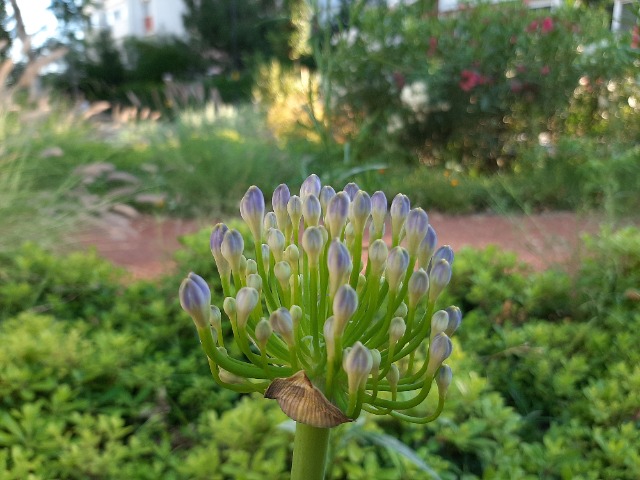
{"left": 1, "top": 219, "right": 639, "bottom": 478}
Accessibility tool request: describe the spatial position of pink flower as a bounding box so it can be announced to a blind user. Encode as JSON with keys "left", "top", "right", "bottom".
{"left": 427, "top": 36, "right": 438, "bottom": 57}
{"left": 632, "top": 26, "right": 639, "bottom": 50}
{"left": 526, "top": 20, "right": 538, "bottom": 33}
{"left": 540, "top": 65, "right": 550, "bottom": 76}
{"left": 541, "top": 17, "right": 554, "bottom": 34}
{"left": 517, "top": 64, "right": 527, "bottom": 74}
{"left": 459, "top": 70, "right": 484, "bottom": 92}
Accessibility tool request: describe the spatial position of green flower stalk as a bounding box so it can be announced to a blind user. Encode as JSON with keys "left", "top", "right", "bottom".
{"left": 179, "top": 176, "right": 463, "bottom": 480}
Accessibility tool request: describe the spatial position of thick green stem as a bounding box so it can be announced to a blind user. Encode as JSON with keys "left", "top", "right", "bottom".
{"left": 291, "top": 423, "right": 331, "bottom": 480}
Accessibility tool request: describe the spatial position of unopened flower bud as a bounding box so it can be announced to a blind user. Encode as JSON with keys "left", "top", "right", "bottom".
{"left": 433, "top": 245, "right": 454, "bottom": 266}
{"left": 272, "top": 184, "right": 291, "bottom": 232}
{"left": 210, "top": 223, "right": 231, "bottom": 278}
{"left": 300, "top": 173, "right": 321, "bottom": 199}
{"left": 326, "top": 192, "right": 350, "bottom": 238}
{"left": 405, "top": 208, "right": 429, "bottom": 256}
{"left": 430, "top": 310, "right": 449, "bottom": 340}
{"left": 274, "top": 261, "right": 292, "bottom": 288}
{"left": 288, "top": 195, "right": 303, "bottom": 229}
{"left": 269, "top": 307, "right": 295, "bottom": 345}
{"left": 344, "top": 341, "right": 373, "bottom": 392}
{"left": 393, "top": 302, "right": 408, "bottom": 319}
{"left": 219, "top": 368, "right": 245, "bottom": 385}
{"left": 221, "top": 229, "right": 244, "bottom": 272}
{"left": 267, "top": 228, "right": 286, "bottom": 262}
{"left": 302, "top": 226, "right": 324, "bottom": 265}
{"left": 356, "top": 273, "right": 367, "bottom": 296}
{"left": 318, "top": 225, "right": 328, "bottom": 245}
{"left": 390, "top": 194, "right": 410, "bottom": 242}
{"left": 210, "top": 305, "right": 221, "bottom": 331}
{"left": 238, "top": 255, "right": 247, "bottom": 278}
{"left": 302, "top": 194, "right": 322, "bottom": 226}
{"left": 368, "top": 239, "right": 388, "bottom": 276}
{"left": 245, "top": 259, "right": 257, "bottom": 276}
{"left": 344, "top": 222, "right": 355, "bottom": 248}
{"left": 246, "top": 273, "right": 262, "bottom": 295}
{"left": 385, "top": 247, "right": 410, "bottom": 292}
{"left": 436, "top": 364, "right": 452, "bottom": 397}
{"left": 386, "top": 364, "right": 400, "bottom": 389}
{"left": 290, "top": 304, "right": 302, "bottom": 328}
{"left": 370, "top": 191, "right": 387, "bottom": 238}
{"left": 343, "top": 182, "right": 360, "bottom": 200}
{"left": 333, "top": 284, "right": 358, "bottom": 334}
{"left": 261, "top": 244, "right": 270, "bottom": 274}
{"left": 370, "top": 349, "right": 381, "bottom": 375}
{"left": 418, "top": 225, "right": 438, "bottom": 269}
{"left": 350, "top": 190, "right": 371, "bottom": 232}
{"left": 223, "top": 297, "right": 236, "bottom": 320}
{"left": 445, "top": 306, "right": 462, "bottom": 337}
{"left": 240, "top": 186, "right": 265, "bottom": 240}
{"left": 319, "top": 185, "right": 336, "bottom": 212}
{"left": 255, "top": 318, "right": 272, "bottom": 351}
{"left": 389, "top": 317, "right": 406, "bottom": 344}
{"left": 179, "top": 272, "right": 211, "bottom": 328}
{"left": 426, "top": 332, "right": 453, "bottom": 377}
{"left": 236, "top": 287, "right": 259, "bottom": 329}
{"left": 328, "top": 240, "right": 352, "bottom": 296}
{"left": 264, "top": 211, "right": 278, "bottom": 233}
{"left": 408, "top": 269, "right": 429, "bottom": 309}
{"left": 323, "top": 316, "right": 336, "bottom": 360}
{"left": 285, "top": 243, "right": 299, "bottom": 265}
{"left": 429, "top": 259, "right": 452, "bottom": 302}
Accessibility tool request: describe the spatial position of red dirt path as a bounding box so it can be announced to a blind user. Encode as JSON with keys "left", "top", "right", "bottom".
{"left": 74, "top": 212, "right": 603, "bottom": 280}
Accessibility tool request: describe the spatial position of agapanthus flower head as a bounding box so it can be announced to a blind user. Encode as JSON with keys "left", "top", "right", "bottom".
{"left": 182, "top": 177, "right": 461, "bottom": 429}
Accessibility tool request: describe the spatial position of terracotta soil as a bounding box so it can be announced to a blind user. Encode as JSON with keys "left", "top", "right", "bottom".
{"left": 74, "top": 212, "right": 604, "bottom": 280}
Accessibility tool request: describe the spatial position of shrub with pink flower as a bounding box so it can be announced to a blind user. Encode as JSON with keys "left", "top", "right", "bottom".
{"left": 541, "top": 17, "right": 554, "bottom": 34}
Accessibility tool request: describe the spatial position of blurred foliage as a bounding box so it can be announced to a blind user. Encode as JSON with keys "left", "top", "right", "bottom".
{"left": 1, "top": 223, "right": 640, "bottom": 478}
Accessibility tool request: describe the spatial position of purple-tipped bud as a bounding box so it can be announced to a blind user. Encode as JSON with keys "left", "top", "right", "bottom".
{"left": 223, "top": 297, "right": 236, "bottom": 320}
{"left": 368, "top": 239, "right": 388, "bottom": 276}
{"left": 433, "top": 245, "right": 454, "bottom": 266}
{"left": 255, "top": 318, "right": 272, "bottom": 351}
{"left": 429, "top": 259, "right": 452, "bottom": 302}
{"left": 430, "top": 310, "right": 449, "bottom": 341}
{"left": 235, "top": 287, "right": 259, "bottom": 329}
{"left": 300, "top": 173, "right": 322, "bottom": 199}
{"left": 210, "top": 223, "right": 231, "bottom": 278}
{"left": 418, "top": 225, "right": 438, "bottom": 269}
{"left": 302, "top": 226, "right": 324, "bottom": 265}
{"left": 221, "top": 229, "right": 244, "bottom": 272}
{"left": 264, "top": 211, "right": 278, "bottom": 233}
{"left": 240, "top": 186, "right": 265, "bottom": 240}
{"left": 389, "top": 317, "right": 406, "bottom": 344}
{"left": 445, "top": 306, "right": 462, "bottom": 337}
{"left": 261, "top": 244, "right": 270, "bottom": 275}
{"left": 343, "top": 182, "right": 360, "bottom": 201}
{"left": 302, "top": 194, "right": 322, "bottom": 226}
{"left": 326, "top": 192, "right": 350, "bottom": 238}
{"left": 350, "top": 190, "right": 371, "bottom": 232}
{"left": 288, "top": 195, "right": 303, "bottom": 228}
{"left": 272, "top": 184, "right": 291, "bottom": 232}
{"left": 426, "top": 332, "right": 453, "bottom": 377}
{"left": 390, "top": 194, "right": 410, "bottom": 242}
{"left": 274, "top": 261, "right": 292, "bottom": 288}
{"left": 408, "top": 268, "right": 429, "bottom": 309}
{"left": 267, "top": 228, "right": 286, "bottom": 262}
{"left": 333, "top": 284, "right": 358, "bottom": 334}
{"left": 319, "top": 185, "right": 336, "bottom": 213}
{"left": 370, "top": 191, "right": 387, "bottom": 237}
{"left": 179, "top": 272, "right": 211, "bottom": 328}
{"left": 328, "top": 240, "right": 352, "bottom": 297}
{"left": 269, "top": 307, "right": 294, "bottom": 345}
{"left": 385, "top": 246, "right": 410, "bottom": 292}
{"left": 324, "top": 316, "right": 336, "bottom": 360}
{"left": 436, "top": 364, "right": 453, "bottom": 397}
{"left": 344, "top": 341, "right": 373, "bottom": 393}
{"left": 405, "top": 208, "right": 429, "bottom": 256}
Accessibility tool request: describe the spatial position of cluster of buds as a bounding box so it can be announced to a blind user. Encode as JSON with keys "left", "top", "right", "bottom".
{"left": 180, "top": 175, "right": 461, "bottom": 427}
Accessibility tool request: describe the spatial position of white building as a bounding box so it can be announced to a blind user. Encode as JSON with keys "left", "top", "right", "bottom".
{"left": 89, "top": 0, "right": 187, "bottom": 41}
